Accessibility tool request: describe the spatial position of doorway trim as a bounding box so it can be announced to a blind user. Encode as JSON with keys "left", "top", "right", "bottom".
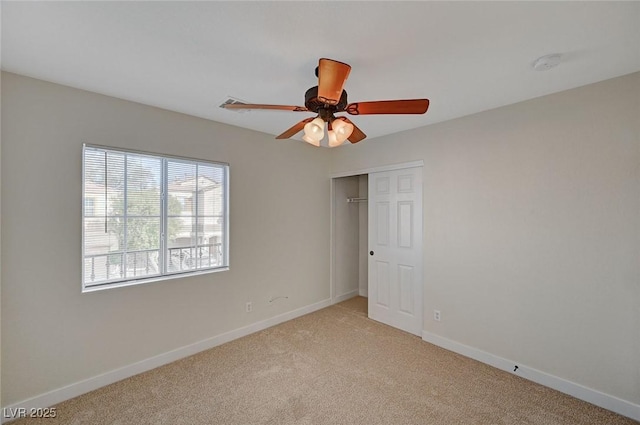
{"left": 329, "top": 160, "right": 424, "bottom": 304}
{"left": 330, "top": 160, "right": 425, "bottom": 180}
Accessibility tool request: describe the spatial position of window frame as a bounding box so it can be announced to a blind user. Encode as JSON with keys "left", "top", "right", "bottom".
{"left": 82, "top": 144, "right": 229, "bottom": 292}
{"left": 84, "top": 198, "right": 95, "bottom": 216}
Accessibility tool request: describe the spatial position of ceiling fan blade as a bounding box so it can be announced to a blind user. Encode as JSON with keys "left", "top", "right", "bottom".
{"left": 317, "top": 58, "right": 351, "bottom": 106}
{"left": 223, "top": 103, "right": 308, "bottom": 112}
{"left": 276, "top": 117, "right": 315, "bottom": 139}
{"left": 341, "top": 117, "right": 367, "bottom": 143}
{"left": 346, "top": 99, "right": 429, "bottom": 115}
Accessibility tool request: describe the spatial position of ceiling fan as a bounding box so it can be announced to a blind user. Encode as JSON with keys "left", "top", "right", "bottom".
{"left": 222, "top": 58, "right": 430, "bottom": 147}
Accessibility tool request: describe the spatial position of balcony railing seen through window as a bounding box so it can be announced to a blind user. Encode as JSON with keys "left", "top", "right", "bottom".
{"left": 82, "top": 144, "right": 229, "bottom": 291}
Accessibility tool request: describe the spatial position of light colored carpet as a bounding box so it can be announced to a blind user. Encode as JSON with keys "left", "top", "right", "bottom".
{"left": 11, "top": 296, "right": 638, "bottom": 424}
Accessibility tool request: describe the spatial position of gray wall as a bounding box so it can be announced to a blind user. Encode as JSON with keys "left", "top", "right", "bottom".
{"left": 2, "top": 70, "right": 639, "bottom": 409}
{"left": 1, "top": 72, "right": 331, "bottom": 405}
{"left": 331, "top": 72, "right": 640, "bottom": 405}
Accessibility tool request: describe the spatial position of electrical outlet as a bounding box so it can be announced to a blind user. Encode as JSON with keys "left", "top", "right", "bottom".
{"left": 245, "top": 302, "right": 252, "bottom": 313}
{"left": 434, "top": 310, "right": 441, "bottom": 322}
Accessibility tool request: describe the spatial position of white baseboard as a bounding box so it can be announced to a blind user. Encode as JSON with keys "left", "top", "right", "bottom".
{"left": 1, "top": 298, "right": 332, "bottom": 424}
{"left": 422, "top": 331, "right": 640, "bottom": 422}
{"left": 332, "top": 289, "right": 359, "bottom": 304}
{"left": 358, "top": 288, "right": 368, "bottom": 297}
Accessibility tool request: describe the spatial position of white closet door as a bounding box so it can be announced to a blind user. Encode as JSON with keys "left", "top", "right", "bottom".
{"left": 368, "top": 167, "right": 423, "bottom": 336}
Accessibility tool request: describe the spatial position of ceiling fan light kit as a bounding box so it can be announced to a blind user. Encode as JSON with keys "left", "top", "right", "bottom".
{"left": 302, "top": 117, "right": 325, "bottom": 146}
{"left": 331, "top": 118, "right": 354, "bottom": 144}
{"left": 302, "top": 134, "right": 320, "bottom": 147}
{"left": 327, "top": 130, "right": 341, "bottom": 148}
{"left": 222, "top": 58, "right": 430, "bottom": 147}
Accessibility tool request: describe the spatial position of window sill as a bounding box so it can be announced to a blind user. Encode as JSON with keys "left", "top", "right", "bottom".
{"left": 82, "top": 266, "right": 230, "bottom": 293}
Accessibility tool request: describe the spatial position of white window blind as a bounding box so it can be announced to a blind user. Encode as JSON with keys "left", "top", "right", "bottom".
{"left": 82, "top": 145, "right": 229, "bottom": 291}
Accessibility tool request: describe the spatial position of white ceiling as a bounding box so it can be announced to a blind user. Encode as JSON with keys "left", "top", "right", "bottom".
{"left": 2, "top": 1, "right": 639, "bottom": 143}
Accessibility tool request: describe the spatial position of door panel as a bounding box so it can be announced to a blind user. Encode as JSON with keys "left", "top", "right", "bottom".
{"left": 376, "top": 176, "right": 390, "bottom": 194}
{"left": 368, "top": 167, "right": 423, "bottom": 336}
{"left": 397, "top": 174, "right": 414, "bottom": 193}
{"left": 376, "top": 202, "right": 390, "bottom": 246}
{"left": 398, "top": 265, "right": 414, "bottom": 314}
{"left": 375, "top": 261, "right": 390, "bottom": 307}
{"left": 398, "top": 201, "right": 413, "bottom": 248}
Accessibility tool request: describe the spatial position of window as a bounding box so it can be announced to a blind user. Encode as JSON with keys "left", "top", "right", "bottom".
{"left": 82, "top": 144, "right": 229, "bottom": 291}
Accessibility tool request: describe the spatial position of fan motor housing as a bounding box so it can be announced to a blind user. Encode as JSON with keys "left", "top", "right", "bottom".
{"left": 305, "top": 86, "right": 348, "bottom": 114}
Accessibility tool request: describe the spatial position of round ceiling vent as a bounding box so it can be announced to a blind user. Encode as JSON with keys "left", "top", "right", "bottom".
{"left": 532, "top": 54, "right": 562, "bottom": 71}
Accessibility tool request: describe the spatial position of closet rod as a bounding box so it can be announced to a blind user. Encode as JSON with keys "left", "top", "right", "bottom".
{"left": 347, "top": 197, "right": 368, "bottom": 203}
